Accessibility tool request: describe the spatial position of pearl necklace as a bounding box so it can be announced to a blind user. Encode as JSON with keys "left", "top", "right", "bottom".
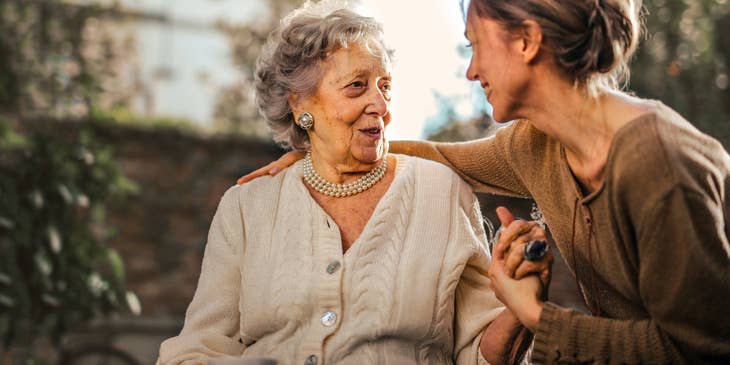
{"left": 302, "top": 151, "right": 387, "bottom": 198}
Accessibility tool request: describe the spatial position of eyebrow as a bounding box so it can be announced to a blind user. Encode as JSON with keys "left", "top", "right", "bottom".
{"left": 337, "top": 68, "right": 370, "bottom": 83}
{"left": 337, "top": 67, "right": 391, "bottom": 84}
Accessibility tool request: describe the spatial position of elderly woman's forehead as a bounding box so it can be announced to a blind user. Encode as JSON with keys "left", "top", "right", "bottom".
{"left": 324, "top": 43, "right": 390, "bottom": 68}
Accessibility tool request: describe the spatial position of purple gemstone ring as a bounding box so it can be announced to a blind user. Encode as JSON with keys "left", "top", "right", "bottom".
{"left": 524, "top": 240, "right": 549, "bottom": 261}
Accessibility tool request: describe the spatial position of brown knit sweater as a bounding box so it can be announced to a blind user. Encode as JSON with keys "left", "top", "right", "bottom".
{"left": 391, "top": 101, "right": 730, "bottom": 364}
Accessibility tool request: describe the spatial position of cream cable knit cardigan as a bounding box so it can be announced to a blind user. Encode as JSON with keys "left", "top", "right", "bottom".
{"left": 157, "top": 155, "right": 503, "bottom": 365}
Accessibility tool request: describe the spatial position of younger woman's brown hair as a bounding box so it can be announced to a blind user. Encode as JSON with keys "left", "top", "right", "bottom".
{"left": 466, "top": 0, "right": 643, "bottom": 94}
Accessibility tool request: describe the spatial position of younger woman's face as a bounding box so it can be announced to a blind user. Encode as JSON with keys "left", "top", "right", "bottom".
{"left": 464, "top": 7, "right": 532, "bottom": 123}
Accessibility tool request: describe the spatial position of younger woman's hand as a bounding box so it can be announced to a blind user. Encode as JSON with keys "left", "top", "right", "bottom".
{"left": 493, "top": 207, "right": 553, "bottom": 287}
{"left": 236, "top": 150, "right": 305, "bottom": 184}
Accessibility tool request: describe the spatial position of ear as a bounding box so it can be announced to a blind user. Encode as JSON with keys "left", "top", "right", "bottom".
{"left": 519, "top": 20, "right": 543, "bottom": 64}
{"left": 288, "top": 92, "right": 302, "bottom": 114}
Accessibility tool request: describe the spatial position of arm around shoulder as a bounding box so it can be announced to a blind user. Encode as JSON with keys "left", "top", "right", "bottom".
{"left": 390, "top": 123, "right": 530, "bottom": 197}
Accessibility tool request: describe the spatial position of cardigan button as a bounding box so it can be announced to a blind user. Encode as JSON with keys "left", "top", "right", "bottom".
{"left": 304, "top": 354, "right": 317, "bottom": 365}
{"left": 321, "top": 311, "right": 337, "bottom": 326}
{"left": 326, "top": 261, "right": 341, "bottom": 274}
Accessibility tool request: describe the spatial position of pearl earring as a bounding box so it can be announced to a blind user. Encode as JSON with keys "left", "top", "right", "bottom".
{"left": 297, "top": 112, "right": 314, "bottom": 130}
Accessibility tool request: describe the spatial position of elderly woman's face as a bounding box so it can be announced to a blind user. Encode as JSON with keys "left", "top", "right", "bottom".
{"left": 295, "top": 42, "right": 392, "bottom": 166}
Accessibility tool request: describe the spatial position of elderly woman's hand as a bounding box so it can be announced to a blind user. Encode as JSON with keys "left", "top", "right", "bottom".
{"left": 492, "top": 206, "right": 553, "bottom": 287}
{"left": 237, "top": 151, "right": 305, "bottom": 184}
{"left": 488, "top": 256, "right": 544, "bottom": 331}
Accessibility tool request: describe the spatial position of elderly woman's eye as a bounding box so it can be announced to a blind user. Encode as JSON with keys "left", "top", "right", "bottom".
{"left": 349, "top": 81, "right": 366, "bottom": 88}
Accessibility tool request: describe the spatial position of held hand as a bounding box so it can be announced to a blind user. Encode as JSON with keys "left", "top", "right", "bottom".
{"left": 494, "top": 207, "right": 553, "bottom": 287}
{"left": 488, "top": 257, "right": 543, "bottom": 331}
{"left": 236, "top": 150, "right": 305, "bottom": 185}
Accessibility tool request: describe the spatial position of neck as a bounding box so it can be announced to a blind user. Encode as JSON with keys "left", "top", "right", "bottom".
{"left": 514, "top": 72, "right": 629, "bottom": 192}
{"left": 514, "top": 72, "right": 652, "bottom": 191}
{"left": 521, "top": 78, "right": 618, "bottom": 164}
{"left": 308, "top": 148, "right": 382, "bottom": 185}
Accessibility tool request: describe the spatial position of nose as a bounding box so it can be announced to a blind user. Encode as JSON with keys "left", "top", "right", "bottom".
{"left": 466, "top": 56, "right": 478, "bottom": 82}
{"left": 365, "top": 87, "right": 389, "bottom": 118}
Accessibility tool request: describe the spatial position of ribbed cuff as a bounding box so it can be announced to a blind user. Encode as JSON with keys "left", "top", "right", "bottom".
{"left": 531, "top": 301, "right": 563, "bottom": 364}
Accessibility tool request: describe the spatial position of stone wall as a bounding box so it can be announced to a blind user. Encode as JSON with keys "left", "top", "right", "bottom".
{"left": 89, "top": 123, "right": 281, "bottom": 318}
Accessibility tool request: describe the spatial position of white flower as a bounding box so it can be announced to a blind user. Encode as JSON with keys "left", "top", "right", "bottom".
{"left": 48, "top": 226, "right": 62, "bottom": 254}
{"left": 125, "top": 291, "right": 142, "bottom": 316}
{"left": 88, "top": 273, "right": 108, "bottom": 296}
{"left": 30, "top": 190, "right": 44, "bottom": 209}
{"left": 0, "top": 294, "right": 15, "bottom": 308}
{"left": 35, "top": 253, "right": 52, "bottom": 276}
{"left": 0, "top": 272, "right": 11, "bottom": 285}
{"left": 58, "top": 184, "right": 73, "bottom": 204}
{"left": 76, "top": 194, "right": 90, "bottom": 208}
{"left": 0, "top": 217, "right": 14, "bottom": 229}
{"left": 42, "top": 294, "right": 60, "bottom": 307}
{"left": 79, "top": 148, "right": 95, "bottom": 165}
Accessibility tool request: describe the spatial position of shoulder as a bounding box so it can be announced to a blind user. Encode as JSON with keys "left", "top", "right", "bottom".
{"left": 395, "top": 154, "right": 478, "bottom": 213}
{"left": 509, "top": 119, "right": 552, "bottom": 152}
{"left": 237, "top": 162, "right": 296, "bottom": 195}
{"left": 399, "top": 153, "right": 458, "bottom": 178}
{"left": 608, "top": 102, "right": 730, "bottom": 227}
{"left": 610, "top": 102, "right": 730, "bottom": 194}
{"left": 397, "top": 154, "right": 473, "bottom": 190}
{"left": 218, "top": 163, "right": 296, "bottom": 213}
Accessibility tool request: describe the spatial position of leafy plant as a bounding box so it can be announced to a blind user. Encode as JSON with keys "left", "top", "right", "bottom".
{"left": 0, "top": 119, "right": 139, "bottom": 359}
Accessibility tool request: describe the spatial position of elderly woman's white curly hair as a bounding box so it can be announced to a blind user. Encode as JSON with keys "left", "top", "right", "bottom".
{"left": 254, "top": 0, "right": 394, "bottom": 151}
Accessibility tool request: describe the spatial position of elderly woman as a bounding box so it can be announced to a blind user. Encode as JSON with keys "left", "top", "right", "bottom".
{"left": 157, "top": 3, "right": 550, "bottom": 365}
{"left": 244, "top": 0, "right": 730, "bottom": 363}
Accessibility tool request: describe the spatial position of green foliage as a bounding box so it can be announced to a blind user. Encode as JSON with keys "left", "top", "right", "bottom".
{"left": 0, "top": 0, "right": 137, "bottom": 118}
{"left": 90, "top": 106, "right": 201, "bottom": 134}
{"left": 212, "top": 0, "right": 302, "bottom": 136}
{"left": 629, "top": 0, "right": 730, "bottom": 147}
{"left": 0, "top": 119, "right": 139, "bottom": 355}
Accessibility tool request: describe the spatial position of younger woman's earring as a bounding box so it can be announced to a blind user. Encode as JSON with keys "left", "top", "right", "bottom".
{"left": 297, "top": 112, "right": 314, "bottom": 130}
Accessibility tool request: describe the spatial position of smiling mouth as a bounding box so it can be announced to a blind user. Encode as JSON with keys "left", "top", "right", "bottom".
{"left": 359, "top": 127, "right": 382, "bottom": 139}
{"left": 481, "top": 82, "right": 492, "bottom": 99}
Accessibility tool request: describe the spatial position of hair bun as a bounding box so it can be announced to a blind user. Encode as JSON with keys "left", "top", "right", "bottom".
{"left": 469, "top": 0, "right": 642, "bottom": 93}
{"left": 581, "top": 0, "right": 637, "bottom": 75}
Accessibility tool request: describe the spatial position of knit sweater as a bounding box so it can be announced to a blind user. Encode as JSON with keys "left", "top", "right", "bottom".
{"left": 157, "top": 155, "right": 505, "bottom": 365}
{"left": 392, "top": 101, "right": 730, "bottom": 364}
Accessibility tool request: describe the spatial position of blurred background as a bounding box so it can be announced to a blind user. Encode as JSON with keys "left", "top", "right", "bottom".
{"left": 0, "top": 0, "right": 728, "bottom": 363}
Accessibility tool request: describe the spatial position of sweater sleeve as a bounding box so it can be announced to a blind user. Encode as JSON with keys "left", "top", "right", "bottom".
{"left": 157, "top": 187, "right": 246, "bottom": 365}
{"left": 531, "top": 186, "right": 730, "bottom": 364}
{"left": 390, "top": 124, "right": 530, "bottom": 197}
{"left": 453, "top": 186, "right": 506, "bottom": 365}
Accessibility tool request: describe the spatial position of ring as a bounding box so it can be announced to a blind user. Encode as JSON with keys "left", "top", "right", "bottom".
{"left": 523, "top": 240, "right": 549, "bottom": 261}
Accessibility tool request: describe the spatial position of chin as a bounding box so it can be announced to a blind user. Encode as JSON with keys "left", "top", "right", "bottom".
{"left": 491, "top": 107, "right": 516, "bottom": 124}
{"left": 355, "top": 143, "right": 386, "bottom": 164}
{"left": 492, "top": 115, "right": 511, "bottom": 124}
